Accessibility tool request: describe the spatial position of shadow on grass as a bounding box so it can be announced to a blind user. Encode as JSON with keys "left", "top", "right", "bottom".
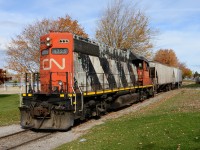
{"left": 0, "top": 94, "right": 12, "bottom": 98}
{"left": 181, "top": 83, "right": 200, "bottom": 88}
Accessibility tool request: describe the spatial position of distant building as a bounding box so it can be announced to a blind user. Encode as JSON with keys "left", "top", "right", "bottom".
{"left": 0, "top": 69, "right": 12, "bottom": 85}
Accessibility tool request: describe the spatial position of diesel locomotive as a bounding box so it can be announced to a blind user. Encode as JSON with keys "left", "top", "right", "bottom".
{"left": 19, "top": 32, "right": 182, "bottom": 130}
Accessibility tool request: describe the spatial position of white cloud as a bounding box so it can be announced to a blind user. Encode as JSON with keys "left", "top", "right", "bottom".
{"left": 0, "top": 0, "right": 200, "bottom": 72}
{"left": 0, "top": 10, "right": 36, "bottom": 40}
{"left": 140, "top": 0, "right": 200, "bottom": 27}
{"left": 0, "top": 36, "right": 8, "bottom": 51}
{"left": 137, "top": 0, "right": 200, "bottom": 72}
{"left": 0, "top": 50, "right": 6, "bottom": 68}
{"left": 155, "top": 30, "right": 200, "bottom": 72}
{"left": 0, "top": 0, "right": 108, "bottom": 69}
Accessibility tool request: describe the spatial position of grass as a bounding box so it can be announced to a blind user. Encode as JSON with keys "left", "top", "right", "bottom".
{"left": 182, "top": 83, "right": 200, "bottom": 88}
{"left": 56, "top": 88, "right": 200, "bottom": 150}
{"left": 182, "top": 80, "right": 200, "bottom": 88}
{"left": 0, "top": 94, "right": 20, "bottom": 126}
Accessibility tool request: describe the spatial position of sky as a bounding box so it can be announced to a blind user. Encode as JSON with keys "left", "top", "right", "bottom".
{"left": 0, "top": 0, "right": 200, "bottom": 73}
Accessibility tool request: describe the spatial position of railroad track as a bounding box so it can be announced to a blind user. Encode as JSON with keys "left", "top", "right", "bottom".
{"left": 0, "top": 129, "right": 54, "bottom": 150}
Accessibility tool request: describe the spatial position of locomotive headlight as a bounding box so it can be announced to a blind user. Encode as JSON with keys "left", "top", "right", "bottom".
{"left": 46, "top": 37, "right": 52, "bottom": 47}
{"left": 46, "top": 37, "right": 51, "bottom": 41}
{"left": 46, "top": 43, "right": 51, "bottom": 46}
{"left": 58, "top": 80, "right": 63, "bottom": 86}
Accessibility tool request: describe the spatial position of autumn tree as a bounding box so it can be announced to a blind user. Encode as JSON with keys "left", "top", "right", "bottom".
{"left": 6, "top": 15, "right": 88, "bottom": 73}
{"left": 154, "top": 49, "right": 192, "bottom": 78}
{"left": 193, "top": 71, "right": 199, "bottom": 78}
{"left": 178, "top": 62, "right": 192, "bottom": 78}
{"left": 96, "top": 0, "right": 155, "bottom": 58}
{"left": 153, "top": 49, "right": 178, "bottom": 67}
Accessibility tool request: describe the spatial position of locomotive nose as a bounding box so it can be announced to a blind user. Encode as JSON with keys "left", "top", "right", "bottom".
{"left": 33, "top": 105, "right": 50, "bottom": 118}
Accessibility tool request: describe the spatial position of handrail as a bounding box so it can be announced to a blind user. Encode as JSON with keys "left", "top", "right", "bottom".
{"left": 70, "top": 72, "right": 76, "bottom": 113}
{"left": 76, "top": 72, "right": 84, "bottom": 112}
{"left": 78, "top": 85, "right": 84, "bottom": 111}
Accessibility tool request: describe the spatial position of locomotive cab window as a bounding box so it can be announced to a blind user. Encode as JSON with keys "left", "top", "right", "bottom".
{"left": 139, "top": 63, "right": 143, "bottom": 69}
{"left": 52, "top": 48, "right": 68, "bottom": 55}
{"left": 41, "top": 49, "right": 49, "bottom": 55}
{"left": 145, "top": 62, "right": 149, "bottom": 71}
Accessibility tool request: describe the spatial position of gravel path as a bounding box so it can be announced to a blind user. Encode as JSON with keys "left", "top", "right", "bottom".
{"left": 0, "top": 89, "right": 182, "bottom": 150}
{"left": 0, "top": 125, "right": 24, "bottom": 138}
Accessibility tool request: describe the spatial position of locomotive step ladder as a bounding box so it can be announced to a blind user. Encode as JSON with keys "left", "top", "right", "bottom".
{"left": 70, "top": 85, "right": 84, "bottom": 116}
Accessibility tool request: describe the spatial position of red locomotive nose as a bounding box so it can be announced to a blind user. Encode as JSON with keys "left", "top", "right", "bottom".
{"left": 40, "top": 32, "right": 74, "bottom": 94}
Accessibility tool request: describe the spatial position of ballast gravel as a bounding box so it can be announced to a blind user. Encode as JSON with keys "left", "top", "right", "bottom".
{"left": 0, "top": 89, "right": 182, "bottom": 150}
{"left": 0, "top": 124, "right": 24, "bottom": 138}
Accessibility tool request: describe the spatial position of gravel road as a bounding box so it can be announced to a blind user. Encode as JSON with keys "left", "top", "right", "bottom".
{"left": 0, "top": 89, "right": 182, "bottom": 150}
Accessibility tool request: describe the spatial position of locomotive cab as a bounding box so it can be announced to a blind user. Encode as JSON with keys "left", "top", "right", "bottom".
{"left": 132, "top": 56, "right": 152, "bottom": 86}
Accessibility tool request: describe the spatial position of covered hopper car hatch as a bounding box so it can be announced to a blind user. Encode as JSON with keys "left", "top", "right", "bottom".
{"left": 19, "top": 32, "right": 155, "bottom": 131}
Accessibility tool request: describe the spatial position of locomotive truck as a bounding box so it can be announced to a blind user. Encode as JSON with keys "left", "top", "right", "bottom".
{"left": 19, "top": 32, "right": 182, "bottom": 130}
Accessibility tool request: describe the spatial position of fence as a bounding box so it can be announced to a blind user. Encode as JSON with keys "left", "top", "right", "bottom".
{"left": 0, "top": 84, "right": 25, "bottom": 94}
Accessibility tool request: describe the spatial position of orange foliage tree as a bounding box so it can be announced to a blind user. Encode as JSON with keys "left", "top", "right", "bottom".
{"left": 178, "top": 62, "right": 192, "bottom": 78}
{"left": 6, "top": 15, "right": 88, "bottom": 73}
{"left": 154, "top": 49, "right": 192, "bottom": 78}
{"left": 154, "top": 49, "right": 178, "bottom": 67}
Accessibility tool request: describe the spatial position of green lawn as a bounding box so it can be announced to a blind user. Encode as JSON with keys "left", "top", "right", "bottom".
{"left": 182, "top": 83, "right": 200, "bottom": 88}
{"left": 0, "top": 94, "right": 20, "bottom": 126}
{"left": 56, "top": 88, "right": 200, "bottom": 150}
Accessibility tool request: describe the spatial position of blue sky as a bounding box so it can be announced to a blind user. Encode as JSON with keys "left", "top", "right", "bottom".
{"left": 0, "top": 0, "right": 200, "bottom": 73}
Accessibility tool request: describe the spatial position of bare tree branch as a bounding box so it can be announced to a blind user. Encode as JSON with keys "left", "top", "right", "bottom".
{"left": 96, "top": 0, "right": 155, "bottom": 58}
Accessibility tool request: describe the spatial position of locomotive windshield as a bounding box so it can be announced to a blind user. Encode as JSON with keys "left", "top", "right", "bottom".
{"left": 41, "top": 49, "right": 49, "bottom": 55}
{"left": 52, "top": 48, "right": 68, "bottom": 54}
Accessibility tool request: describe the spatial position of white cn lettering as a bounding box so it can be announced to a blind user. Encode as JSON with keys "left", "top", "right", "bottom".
{"left": 43, "top": 58, "right": 65, "bottom": 70}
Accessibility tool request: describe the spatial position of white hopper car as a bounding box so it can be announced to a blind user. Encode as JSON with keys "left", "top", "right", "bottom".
{"left": 149, "top": 61, "right": 182, "bottom": 91}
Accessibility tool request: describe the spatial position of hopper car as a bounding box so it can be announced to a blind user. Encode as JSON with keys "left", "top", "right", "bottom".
{"left": 149, "top": 61, "right": 182, "bottom": 92}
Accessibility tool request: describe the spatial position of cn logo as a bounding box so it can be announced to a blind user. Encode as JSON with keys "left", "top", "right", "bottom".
{"left": 43, "top": 58, "right": 65, "bottom": 70}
